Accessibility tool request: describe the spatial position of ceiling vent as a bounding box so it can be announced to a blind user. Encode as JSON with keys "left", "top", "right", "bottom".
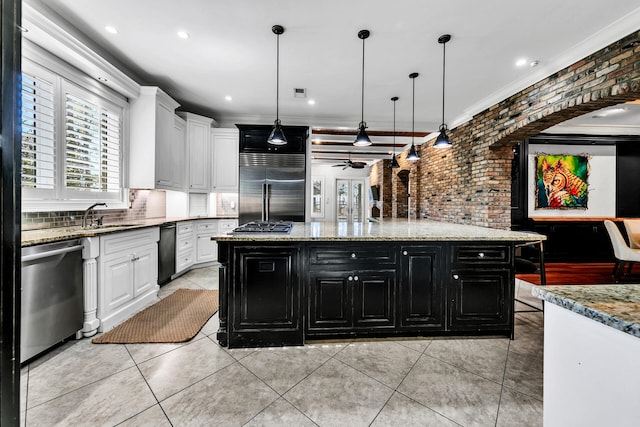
{"left": 293, "top": 88, "right": 307, "bottom": 98}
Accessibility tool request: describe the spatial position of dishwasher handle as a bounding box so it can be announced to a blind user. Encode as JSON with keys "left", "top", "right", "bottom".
{"left": 21, "top": 244, "right": 84, "bottom": 262}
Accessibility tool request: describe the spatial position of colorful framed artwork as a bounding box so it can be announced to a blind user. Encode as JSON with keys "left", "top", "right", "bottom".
{"left": 534, "top": 155, "right": 589, "bottom": 209}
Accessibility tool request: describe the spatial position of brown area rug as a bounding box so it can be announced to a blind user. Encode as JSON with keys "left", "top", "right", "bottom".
{"left": 93, "top": 289, "right": 218, "bottom": 344}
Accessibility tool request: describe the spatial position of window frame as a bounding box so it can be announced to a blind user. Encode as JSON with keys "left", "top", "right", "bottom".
{"left": 21, "top": 47, "right": 129, "bottom": 212}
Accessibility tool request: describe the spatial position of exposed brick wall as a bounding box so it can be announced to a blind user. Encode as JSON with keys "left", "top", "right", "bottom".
{"left": 372, "top": 30, "right": 640, "bottom": 229}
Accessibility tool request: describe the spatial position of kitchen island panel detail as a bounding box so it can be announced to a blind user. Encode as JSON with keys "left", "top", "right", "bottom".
{"left": 228, "top": 245, "right": 302, "bottom": 348}
{"left": 217, "top": 238, "right": 521, "bottom": 347}
{"left": 399, "top": 246, "right": 444, "bottom": 331}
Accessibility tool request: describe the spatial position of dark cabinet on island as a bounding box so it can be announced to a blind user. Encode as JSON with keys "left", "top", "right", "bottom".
{"left": 214, "top": 221, "right": 544, "bottom": 348}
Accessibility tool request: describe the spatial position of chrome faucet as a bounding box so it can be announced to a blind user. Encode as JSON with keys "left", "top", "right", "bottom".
{"left": 82, "top": 202, "right": 108, "bottom": 228}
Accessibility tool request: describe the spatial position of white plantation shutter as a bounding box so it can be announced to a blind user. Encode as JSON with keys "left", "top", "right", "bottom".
{"left": 21, "top": 59, "right": 127, "bottom": 207}
{"left": 64, "top": 93, "right": 121, "bottom": 193}
{"left": 21, "top": 72, "right": 56, "bottom": 192}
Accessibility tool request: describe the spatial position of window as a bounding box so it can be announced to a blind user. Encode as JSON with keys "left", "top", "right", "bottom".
{"left": 21, "top": 59, "right": 128, "bottom": 209}
{"left": 64, "top": 92, "right": 120, "bottom": 193}
{"left": 21, "top": 72, "right": 56, "bottom": 194}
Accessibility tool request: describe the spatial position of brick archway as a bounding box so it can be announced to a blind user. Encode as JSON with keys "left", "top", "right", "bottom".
{"left": 409, "top": 30, "right": 640, "bottom": 229}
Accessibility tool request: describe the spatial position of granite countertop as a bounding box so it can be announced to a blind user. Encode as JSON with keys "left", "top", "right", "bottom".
{"left": 21, "top": 216, "right": 238, "bottom": 247}
{"left": 532, "top": 284, "right": 640, "bottom": 338}
{"left": 213, "top": 219, "right": 546, "bottom": 242}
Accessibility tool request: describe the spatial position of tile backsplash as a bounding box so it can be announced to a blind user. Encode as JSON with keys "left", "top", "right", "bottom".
{"left": 21, "top": 189, "right": 166, "bottom": 230}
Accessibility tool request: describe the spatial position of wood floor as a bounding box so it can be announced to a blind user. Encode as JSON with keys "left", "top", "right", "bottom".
{"left": 516, "top": 262, "right": 640, "bottom": 286}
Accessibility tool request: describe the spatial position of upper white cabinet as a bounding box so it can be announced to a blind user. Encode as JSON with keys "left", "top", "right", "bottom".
{"left": 171, "top": 115, "right": 186, "bottom": 191}
{"left": 211, "top": 128, "right": 239, "bottom": 192}
{"left": 129, "top": 87, "right": 180, "bottom": 190}
{"left": 178, "top": 112, "right": 215, "bottom": 193}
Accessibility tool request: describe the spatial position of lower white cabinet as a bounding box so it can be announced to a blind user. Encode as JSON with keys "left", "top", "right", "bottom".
{"left": 97, "top": 227, "right": 159, "bottom": 332}
{"left": 196, "top": 220, "right": 217, "bottom": 263}
{"left": 176, "top": 221, "right": 195, "bottom": 274}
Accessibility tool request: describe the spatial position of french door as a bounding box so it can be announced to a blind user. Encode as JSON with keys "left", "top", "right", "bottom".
{"left": 336, "top": 179, "right": 365, "bottom": 222}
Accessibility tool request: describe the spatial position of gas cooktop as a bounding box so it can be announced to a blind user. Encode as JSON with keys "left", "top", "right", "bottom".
{"left": 232, "top": 221, "right": 294, "bottom": 233}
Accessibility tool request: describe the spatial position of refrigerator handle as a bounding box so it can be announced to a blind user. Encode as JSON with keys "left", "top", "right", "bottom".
{"left": 265, "top": 183, "right": 270, "bottom": 222}
{"left": 261, "top": 183, "right": 266, "bottom": 221}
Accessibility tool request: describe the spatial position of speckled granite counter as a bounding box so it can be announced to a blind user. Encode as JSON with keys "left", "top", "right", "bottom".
{"left": 532, "top": 284, "right": 640, "bottom": 338}
{"left": 214, "top": 219, "right": 546, "bottom": 242}
{"left": 21, "top": 216, "right": 237, "bottom": 247}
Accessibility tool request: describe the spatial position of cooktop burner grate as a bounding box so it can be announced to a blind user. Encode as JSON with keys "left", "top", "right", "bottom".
{"left": 232, "top": 221, "right": 294, "bottom": 233}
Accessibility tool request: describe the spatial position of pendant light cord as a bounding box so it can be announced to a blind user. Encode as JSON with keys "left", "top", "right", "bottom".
{"left": 412, "top": 77, "right": 415, "bottom": 145}
{"left": 441, "top": 40, "right": 446, "bottom": 128}
{"left": 393, "top": 100, "right": 396, "bottom": 155}
{"left": 276, "top": 32, "right": 280, "bottom": 121}
{"left": 361, "top": 36, "right": 365, "bottom": 124}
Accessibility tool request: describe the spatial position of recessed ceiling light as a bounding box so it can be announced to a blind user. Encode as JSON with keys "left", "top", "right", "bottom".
{"left": 225, "top": 95, "right": 232, "bottom": 101}
{"left": 105, "top": 26, "right": 118, "bottom": 34}
{"left": 515, "top": 58, "right": 527, "bottom": 67}
{"left": 530, "top": 60, "right": 540, "bottom": 67}
{"left": 97, "top": 76, "right": 108, "bottom": 82}
{"left": 308, "top": 99, "right": 315, "bottom": 105}
{"left": 177, "top": 31, "right": 189, "bottom": 39}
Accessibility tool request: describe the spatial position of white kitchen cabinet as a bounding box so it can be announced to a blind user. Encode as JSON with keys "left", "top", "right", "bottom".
{"left": 195, "top": 220, "right": 217, "bottom": 263}
{"left": 218, "top": 219, "right": 238, "bottom": 234}
{"left": 129, "top": 86, "right": 180, "bottom": 190}
{"left": 170, "top": 115, "right": 186, "bottom": 191}
{"left": 176, "top": 221, "right": 195, "bottom": 274}
{"left": 97, "top": 227, "right": 159, "bottom": 332}
{"left": 178, "top": 112, "right": 215, "bottom": 193}
{"left": 211, "top": 128, "right": 239, "bottom": 192}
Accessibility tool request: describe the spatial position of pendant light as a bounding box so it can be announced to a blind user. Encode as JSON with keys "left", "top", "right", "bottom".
{"left": 434, "top": 34, "right": 452, "bottom": 148}
{"left": 267, "top": 25, "right": 287, "bottom": 145}
{"left": 353, "top": 29, "right": 372, "bottom": 147}
{"left": 406, "top": 72, "right": 420, "bottom": 161}
{"left": 389, "top": 96, "right": 400, "bottom": 168}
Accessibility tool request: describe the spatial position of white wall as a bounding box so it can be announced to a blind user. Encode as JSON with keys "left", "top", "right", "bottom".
{"left": 309, "top": 164, "right": 371, "bottom": 223}
{"left": 527, "top": 144, "right": 616, "bottom": 218}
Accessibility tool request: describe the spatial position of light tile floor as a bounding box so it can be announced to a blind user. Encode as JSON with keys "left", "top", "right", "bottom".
{"left": 21, "top": 269, "right": 544, "bottom": 426}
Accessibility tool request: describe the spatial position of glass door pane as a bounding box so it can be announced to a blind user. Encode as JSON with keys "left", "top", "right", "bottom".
{"left": 336, "top": 180, "right": 349, "bottom": 221}
{"left": 352, "top": 181, "right": 363, "bottom": 222}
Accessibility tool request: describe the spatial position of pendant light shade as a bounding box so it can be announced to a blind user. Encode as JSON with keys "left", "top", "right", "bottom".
{"left": 434, "top": 34, "right": 452, "bottom": 149}
{"left": 389, "top": 96, "right": 400, "bottom": 168}
{"left": 406, "top": 72, "right": 420, "bottom": 161}
{"left": 353, "top": 29, "right": 372, "bottom": 147}
{"left": 268, "top": 25, "right": 287, "bottom": 146}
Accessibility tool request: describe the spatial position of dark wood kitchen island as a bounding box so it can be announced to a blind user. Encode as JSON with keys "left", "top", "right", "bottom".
{"left": 213, "top": 220, "right": 545, "bottom": 348}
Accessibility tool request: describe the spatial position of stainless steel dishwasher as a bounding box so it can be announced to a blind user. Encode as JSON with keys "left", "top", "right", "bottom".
{"left": 158, "top": 222, "right": 176, "bottom": 286}
{"left": 21, "top": 239, "right": 84, "bottom": 363}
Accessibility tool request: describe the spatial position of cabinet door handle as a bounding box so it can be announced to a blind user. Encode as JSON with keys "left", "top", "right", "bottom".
{"left": 350, "top": 253, "right": 356, "bottom": 258}
{"left": 354, "top": 275, "right": 359, "bottom": 281}
{"left": 403, "top": 250, "right": 408, "bottom": 256}
{"left": 452, "top": 274, "right": 459, "bottom": 280}
{"left": 348, "top": 276, "right": 353, "bottom": 281}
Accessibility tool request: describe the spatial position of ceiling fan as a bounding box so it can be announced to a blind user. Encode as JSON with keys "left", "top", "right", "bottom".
{"left": 332, "top": 153, "right": 367, "bottom": 170}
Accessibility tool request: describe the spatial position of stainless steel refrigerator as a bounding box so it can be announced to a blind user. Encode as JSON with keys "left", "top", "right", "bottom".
{"left": 239, "top": 152, "right": 306, "bottom": 224}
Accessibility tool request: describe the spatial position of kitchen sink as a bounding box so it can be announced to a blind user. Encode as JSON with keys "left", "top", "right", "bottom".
{"left": 57, "top": 224, "right": 141, "bottom": 233}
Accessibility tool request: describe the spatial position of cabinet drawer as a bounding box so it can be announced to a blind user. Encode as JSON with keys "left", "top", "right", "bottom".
{"left": 308, "top": 245, "right": 396, "bottom": 265}
{"left": 196, "top": 221, "right": 217, "bottom": 233}
{"left": 218, "top": 220, "right": 238, "bottom": 233}
{"left": 177, "top": 222, "right": 194, "bottom": 235}
{"left": 176, "top": 249, "right": 194, "bottom": 272}
{"left": 100, "top": 227, "right": 159, "bottom": 257}
{"left": 451, "top": 245, "right": 511, "bottom": 265}
{"left": 177, "top": 236, "right": 194, "bottom": 251}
